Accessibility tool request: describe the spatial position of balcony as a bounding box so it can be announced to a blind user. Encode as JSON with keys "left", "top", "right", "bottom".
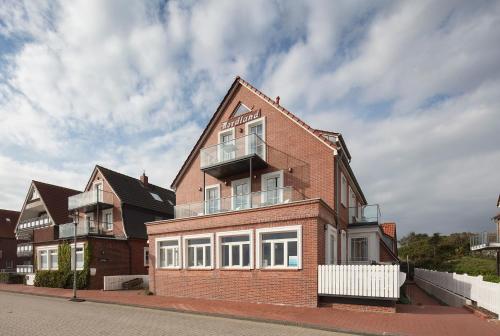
{"left": 174, "top": 186, "right": 305, "bottom": 219}
{"left": 68, "top": 189, "right": 114, "bottom": 212}
{"left": 16, "top": 243, "right": 33, "bottom": 257}
{"left": 17, "top": 215, "right": 51, "bottom": 231}
{"left": 58, "top": 219, "right": 113, "bottom": 239}
{"left": 200, "top": 133, "right": 268, "bottom": 179}
{"left": 348, "top": 204, "right": 381, "bottom": 225}
{"left": 470, "top": 232, "right": 500, "bottom": 251}
{"left": 16, "top": 265, "right": 33, "bottom": 274}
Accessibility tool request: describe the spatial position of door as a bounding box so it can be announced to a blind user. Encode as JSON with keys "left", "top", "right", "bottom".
{"left": 248, "top": 123, "right": 264, "bottom": 157}
{"left": 205, "top": 186, "right": 220, "bottom": 214}
{"left": 220, "top": 132, "right": 235, "bottom": 162}
{"left": 232, "top": 179, "right": 250, "bottom": 210}
{"left": 263, "top": 174, "right": 282, "bottom": 205}
{"left": 93, "top": 182, "right": 103, "bottom": 202}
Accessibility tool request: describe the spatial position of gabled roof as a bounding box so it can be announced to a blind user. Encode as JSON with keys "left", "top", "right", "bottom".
{"left": 33, "top": 181, "right": 81, "bottom": 225}
{"left": 380, "top": 222, "right": 397, "bottom": 239}
{"left": 95, "top": 165, "right": 175, "bottom": 215}
{"left": 0, "top": 209, "right": 20, "bottom": 238}
{"left": 171, "top": 76, "right": 342, "bottom": 188}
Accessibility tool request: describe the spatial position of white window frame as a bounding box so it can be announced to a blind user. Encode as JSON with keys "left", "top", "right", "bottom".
{"left": 204, "top": 184, "right": 220, "bottom": 215}
{"left": 340, "top": 172, "right": 347, "bottom": 207}
{"left": 341, "top": 230, "right": 347, "bottom": 263}
{"left": 245, "top": 116, "right": 266, "bottom": 159}
{"left": 350, "top": 236, "right": 369, "bottom": 263}
{"left": 144, "top": 247, "right": 149, "bottom": 267}
{"left": 183, "top": 233, "right": 214, "bottom": 270}
{"left": 102, "top": 208, "right": 113, "bottom": 231}
{"left": 71, "top": 243, "right": 85, "bottom": 271}
{"left": 261, "top": 170, "right": 284, "bottom": 205}
{"left": 218, "top": 128, "right": 236, "bottom": 163}
{"left": 326, "top": 225, "right": 337, "bottom": 264}
{"left": 216, "top": 230, "right": 253, "bottom": 269}
{"left": 231, "top": 177, "right": 251, "bottom": 210}
{"left": 93, "top": 181, "right": 104, "bottom": 202}
{"left": 348, "top": 186, "right": 357, "bottom": 220}
{"left": 256, "top": 225, "right": 302, "bottom": 270}
{"left": 156, "top": 236, "right": 181, "bottom": 269}
{"left": 233, "top": 102, "right": 251, "bottom": 116}
{"left": 36, "top": 245, "right": 59, "bottom": 271}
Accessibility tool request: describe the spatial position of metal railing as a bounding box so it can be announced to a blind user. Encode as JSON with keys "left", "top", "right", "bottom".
{"left": 16, "top": 265, "right": 33, "bottom": 274}
{"left": 200, "top": 133, "right": 266, "bottom": 169}
{"left": 470, "top": 232, "right": 499, "bottom": 249}
{"left": 16, "top": 243, "right": 33, "bottom": 257}
{"left": 68, "top": 189, "right": 114, "bottom": 210}
{"left": 174, "top": 186, "right": 305, "bottom": 219}
{"left": 58, "top": 219, "right": 113, "bottom": 238}
{"left": 17, "top": 215, "right": 51, "bottom": 231}
{"left": 348, "top": 204, "right": 381, "bottom": 225}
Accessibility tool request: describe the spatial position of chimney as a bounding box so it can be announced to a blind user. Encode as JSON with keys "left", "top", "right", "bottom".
{"left": 140, "top": 171, "right": 148, "bottom": 186}
{"left": 275, "top": 96, "right": 280, "bottom": 105}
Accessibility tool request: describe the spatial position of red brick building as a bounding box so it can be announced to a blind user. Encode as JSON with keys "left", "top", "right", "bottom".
{"left": 0, "top": 209, "right": 20, "bottom": 272}
{"left": 146, "top": 77, "right": 398, "bottom": 307}
{"left": 15, "top": 167, "right": 175, "bottom": 289}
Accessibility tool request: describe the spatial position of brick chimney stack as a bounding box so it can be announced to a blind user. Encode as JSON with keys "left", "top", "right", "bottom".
{"left": 140, "top": 171, "right": 148, "bottom": 186}
{"left": 275, "top": 96, "right": 280, "bottom": 105}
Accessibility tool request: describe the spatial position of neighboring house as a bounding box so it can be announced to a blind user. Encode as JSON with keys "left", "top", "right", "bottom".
{"left": 146, "top": 77, "right": 399, "bottom": 307}
{"left": 62, "top": 165, "right": 175, "bottom": 289}
{"left": 15, "top": 181, "right": 81, "bottom": 275}
{"left": 0, "top": 209, "right": 20, "bottom": 272}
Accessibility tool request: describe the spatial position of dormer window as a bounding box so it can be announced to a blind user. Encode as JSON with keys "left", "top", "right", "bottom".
{"left": 233, "top": 103, "right": 251, "bottom": 117}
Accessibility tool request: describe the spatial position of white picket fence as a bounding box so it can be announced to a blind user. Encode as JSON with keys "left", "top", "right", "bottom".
{"left": 103, "top": 275, "right": 149, "bottom": 291}
{"left": 415, "top": 268, "right": 500, "bottom": 317}
{"left": 318, "top": 264, "right": 403, "bottom": 299}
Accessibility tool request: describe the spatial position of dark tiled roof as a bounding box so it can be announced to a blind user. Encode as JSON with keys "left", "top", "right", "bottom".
{"left": 33, "top": 181, "right": 81, "bottom": 225}
{"left": 0, "top": 209, "right": 20, "bottom": 238}
{"left": 97, "top": 166, "right": 175, "bottom": 215}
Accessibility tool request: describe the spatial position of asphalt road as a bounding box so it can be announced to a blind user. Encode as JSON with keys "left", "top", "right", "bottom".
{"left": 0, "top": 291, "right": 349, "bottom": 336}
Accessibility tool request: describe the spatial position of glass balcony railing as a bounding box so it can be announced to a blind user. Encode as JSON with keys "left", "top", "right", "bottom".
{"left": 174, "top": 187, "right": 305, "bottom": 219}
{"left": 17, "top": 215, "right": 51, "bottom": 231}
{"left": 348, "top": 204, "right": 381, "bottom": 225}
{"left": 16, "top": 265, "right": 33, "bottom": 274}
{"left": 470, "top": 232, "right": 499, "bottom": 250}
{"left": 59, "top": 219, "right": 113, "bottom": 238}
{"left": 16, "top": 243, "right": 33, "bottom": 257}
{"left": 68, "top": 189, "right": 114, "bottom": 211}
{"left": 200, "top": 133, "right": 266, "bottom": 169}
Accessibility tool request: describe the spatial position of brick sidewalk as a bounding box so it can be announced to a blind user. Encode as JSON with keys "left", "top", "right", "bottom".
{"left": 1, "top": 284, "right": 499, "bottom": 336}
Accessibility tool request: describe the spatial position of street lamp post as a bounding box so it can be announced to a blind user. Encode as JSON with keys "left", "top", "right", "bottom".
{"left": 69, "top": 213, "right": 84, "bottom": 302}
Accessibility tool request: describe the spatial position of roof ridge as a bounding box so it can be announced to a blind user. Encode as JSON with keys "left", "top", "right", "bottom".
{"left": 32, "top": 180, "right": 80, "bottom": 193}
{"left": 97, "top": 165, "right": 173, "bottom": 194}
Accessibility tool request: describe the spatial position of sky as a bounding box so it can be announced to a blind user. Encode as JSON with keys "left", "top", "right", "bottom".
{"left": 0, "top": 0, "right": 499, "bottom": 237}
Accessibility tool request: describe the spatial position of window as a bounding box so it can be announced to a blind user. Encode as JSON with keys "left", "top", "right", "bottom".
{"left": 261, "top": 171, "right": 284, "bottom": 205}
{"left": 93, "top": 182, "right": 103, "bottom": 202}
{"left": 341, "top": 230, "right": 347, "bottom": 263}
{"left": 102, "top": 209, "right": 113, "bottom": 231}
{"left": 326, "top": 225, "right": 337, "bottom": 264}
{"left": 246, "top": 117, "right": 266, "bottom": 158}
{"left": 350, "top": 237, "right": 368, "bottom": 262}
{"left": 219, "top": 129, "right": 235, "bottom": 162}
{"left": 184, "top": 234, "right": 213, "bottom": 269}
{"left": 150, "top": 192, "right": 162, "bottom": 201}
{"left": 217, "top": 230, "right": 253, "bottom": 269}
{"left": 349, "top": 187, "right": 357, "bottom": 220}
{"left": 205, "top": 184, "right": 220, "bottom": 214}
{"left": 157, "top": 237, "right": 181, "bottom": 269}
{"left": 31, "top": 189, "right": 39, "bottom": 200}
{"left": 233, "top": 102, "right": 251, "bottom": 116}
{"left": 256, "top": 226, "right": 302, "bottom": 269}
{"left": 340, "top": 172, "right": 347, "bottom": 206}
{"left": 71, "top": 244, "right": 85, "bottom": 270}
{"left": 357, "top": 201, "right": 362, "bottom": 219}
{"left": 144, "top": 247, "right": 149, "bottom": 267}
{"left": 231, "top": 178, "right": 250, "bottom": 210}
{"left": 37, "top": 246, "right": 58, "bottom": 271}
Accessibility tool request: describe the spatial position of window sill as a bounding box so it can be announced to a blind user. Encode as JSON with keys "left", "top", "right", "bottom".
{"left": 156, "top": 267, "right": 181, "bottom": 270}
{"left": 258, "top": 267, "right": 301, "bottom": 271}
{"left": 219, "top": 267, "right": 253, "bottom": 271}
{"left": 186, "top": 267, "right": 213, "bottom": 270}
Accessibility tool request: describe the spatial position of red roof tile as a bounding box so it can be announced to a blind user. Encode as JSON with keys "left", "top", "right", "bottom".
{"left": 380, "top": 222, "right": 397, "bottom": 239}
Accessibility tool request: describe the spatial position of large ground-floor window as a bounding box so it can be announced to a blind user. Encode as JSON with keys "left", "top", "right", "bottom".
{"left": 256, "top": 226, "right": 302, "bottom": 269}
{"left": 71, "top": 243, "right": 85, "bottom": 270}
{"left": 37, "top": 245, "right": 59, "bottom": 271}
{"left": 157, "top": 237, "right": 180, "bottom": 269}
{"left": 217, "top": 230, "right": 253, "bottom": 269}
{"left": 184, "top": 234, "right": 213, "bottom": 269}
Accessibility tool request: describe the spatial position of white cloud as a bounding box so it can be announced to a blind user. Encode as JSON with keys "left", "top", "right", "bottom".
{"left": 0, "top": 0, "right": 498, "bottom": 237}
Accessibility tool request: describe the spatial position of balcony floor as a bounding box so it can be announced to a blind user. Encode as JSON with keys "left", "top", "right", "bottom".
{"left": 201, "top": 154, "right": 267, "bottom": 179}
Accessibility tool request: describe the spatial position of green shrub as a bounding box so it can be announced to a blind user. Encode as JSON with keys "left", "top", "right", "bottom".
{"left": 34, "top": 242, "right": 91, "bottom": 289}
{"left": 483, "top": 274, "right": 500, "bottom": 283}
{"left": 0, "top": 272, "right": 25, "bottom": 284}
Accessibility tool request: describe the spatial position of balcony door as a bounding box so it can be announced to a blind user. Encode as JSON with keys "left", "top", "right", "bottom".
{"left": 246, "top": 118, "right": 265, "bottom": 158}
{"left": 261, "top": 171, "right": 283, "bottom": 205}
{"left": 93, "top": 182, "right": 103, "bottom": 202}
{"left": 218, "top": 129, "right": 235, "bottom": 163}
{"left": 205, "top": 185, "right": 220, "bottom": 214}
{"left": 232, "top": 178, "right": 250, "bottom": 210}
